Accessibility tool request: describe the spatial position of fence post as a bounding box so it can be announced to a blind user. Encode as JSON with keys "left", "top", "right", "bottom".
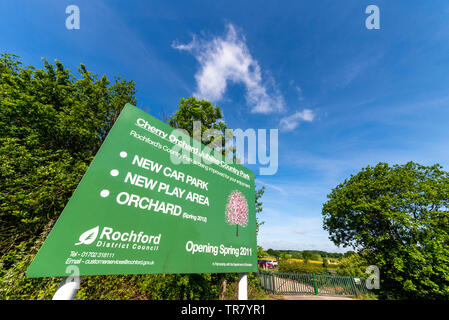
{"left": 271, "top": 271, "right": 276, "bottom": 294}
{"left": 350, "top": 277, "right": 359, "bottom": 297}
{"left": 312, "top": 273, "right": 318, "bottom": 295}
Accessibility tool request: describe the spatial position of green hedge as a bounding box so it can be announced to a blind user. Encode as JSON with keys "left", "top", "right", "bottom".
{"left": 278, "top": 261, "right": 329, "bottom": 274}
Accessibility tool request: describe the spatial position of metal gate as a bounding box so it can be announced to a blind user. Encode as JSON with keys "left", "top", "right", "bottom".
{"left": 258, "top": 270, "right": 370, "bottom": 297}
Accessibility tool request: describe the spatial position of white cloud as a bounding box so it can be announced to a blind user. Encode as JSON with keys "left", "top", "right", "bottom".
{"left": 172, "top": 24, "right": 285, "bottom": 114}
{"left": 322, "top": 51, "right": 384, "bottom": 89}
{"left": 256, "top": 179, "right": 288, "bottom": 195}
{"left": 280, "top": 109, "right": 315, "bottom": 131}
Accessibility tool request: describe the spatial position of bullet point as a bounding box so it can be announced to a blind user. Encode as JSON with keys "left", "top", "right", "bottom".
{"left": 100, "top": 189, "right": 110, "bottom": 198}
{"left": 120, "top": 151, "right": 127, "bottom": 158}
{"left": 110, "top": 169, "right": 119, "bottom": 177}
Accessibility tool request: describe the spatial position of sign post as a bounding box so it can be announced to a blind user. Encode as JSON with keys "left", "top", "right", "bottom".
{"left": 27, "top": 103, "right": 257, "bottom": 299}
{"left": 52, "top": 276, "right": 81, "bottom": 300}
{"left": 238, "top": 273, "right": 248, "bottom": 300}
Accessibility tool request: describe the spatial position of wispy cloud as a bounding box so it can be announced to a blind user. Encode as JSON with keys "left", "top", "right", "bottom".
{"left": 322, "top": 51, "right": 384, "bottom": 90}
{"left": 295, "top": 86, "right": 304, "bottom": 101}
{"left": 256, "top": 179, "right": 288, "bottom": 195}
{"left": 280, "top": 109, "right": 315, "bottom": 131}
{"left": 172, "top": 23, "right": 285, "bottom": 114}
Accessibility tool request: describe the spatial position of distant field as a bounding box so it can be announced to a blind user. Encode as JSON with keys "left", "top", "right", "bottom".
{"left": 259, "top": 257, "right": 339, "bottom": 266}
{"left": 288, "top": 258, "right": 339, "bottom": 266}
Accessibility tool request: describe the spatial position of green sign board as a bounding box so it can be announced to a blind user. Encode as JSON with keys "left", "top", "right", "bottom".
{"left": 27, "top": 104, "right": 257, "bottom": 277}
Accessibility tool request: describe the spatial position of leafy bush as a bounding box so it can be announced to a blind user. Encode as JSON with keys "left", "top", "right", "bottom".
{"left": 336, "top": 253, "right": 369, "bottom": 277}
{"left": 0, "top": 53, "right": 137, "bottom": 300}
{"left": 323, "top": 162, "right": 449, "bottom": 299}
{"left": 278, "top": 261, "right": 326, "bottom": 274}
{"left": 76, "top": 273, "right": 238, "bottom": 300}
{"left": 220, "top": 273, "right": 266, "bottom": 300}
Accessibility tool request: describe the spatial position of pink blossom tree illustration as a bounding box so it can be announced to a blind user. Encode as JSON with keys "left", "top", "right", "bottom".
{"left": 225, "top": 190, "right": 249, "bottom": 236}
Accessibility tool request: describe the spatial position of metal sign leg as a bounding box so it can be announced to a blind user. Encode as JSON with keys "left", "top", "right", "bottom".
{"left": 238, "top": 273, "right": 248, "bottom": 300}
{"left": 52, "top": 276, "right": 81, "bottom": 300}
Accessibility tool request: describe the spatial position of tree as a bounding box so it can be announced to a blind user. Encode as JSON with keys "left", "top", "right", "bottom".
{"left": 336, "top": 252, "right": 369, "bottom": 277}
{"left": 266, "top": 249, "right": 280, "bottom": 258}
{"left": 0, "top": 52, "right": 137, "bottom": 250}
{"left": 302, "top": 251, "right": 313, "bottom": 264}
{"left": 322, "top": 162, "right": 449, "bottom": 299}
{"left": 254, "top": 185, "right": 266, "bottom": 235}
{"left": 291, "top": 251, "right": 303, "bottom": 259}
{"left": 169, "top": 97, "right": 232, "bottom": 156}
{"left": 169, "top": 97, "right": 225, "bottom": 138}
{"left": 0, "top": 53, "right": 137, "bottom": 299}
{"left": 257, "top": 246, "right": 268, "bottom": 258}
{"left": 344, "top": 251, "right": 356, "bottom": 258}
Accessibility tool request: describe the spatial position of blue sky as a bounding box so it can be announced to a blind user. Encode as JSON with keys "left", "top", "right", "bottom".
{"left": 2, "top": 1, "right": 449, "bottom": 253}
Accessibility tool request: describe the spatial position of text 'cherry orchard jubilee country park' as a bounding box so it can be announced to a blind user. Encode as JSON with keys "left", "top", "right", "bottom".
{"left": 26, "top": 103, "right": 257, "bottom": 277}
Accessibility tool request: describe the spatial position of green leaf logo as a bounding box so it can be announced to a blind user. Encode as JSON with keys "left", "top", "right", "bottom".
{"left": 75, "top": 226, "right": 99, "bottom": 245}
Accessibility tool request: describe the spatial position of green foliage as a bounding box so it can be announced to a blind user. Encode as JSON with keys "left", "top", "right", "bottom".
{"left": 344, "top": 251, "right": 356, "bottom": 258}
{"left": 75, "top": 273, "right": 267, "bottom": 300}
{"left": 279, "top": 253, "right": 292, "bottom": 260}
{"left": 298, "top": 250, "right": 320, "bottom": 262}
{"left": 336, "top": 253, "right": 369, "bottom": 278}
{"left": 291, "top": 251, "right": 303, "bottom": 259}
{"left": 302, "top": 251, "right": 312, "bottom": 263}
{"left": 278, "top": 261, "right": 326, "bottom": 274}
{"left": 280, "top": 250, "right": 343, "bottom": 260}
{"left": 322, "top": 162, "right": 449, "bottom": 299}
{"left": 75, "top": 273, "right": 237, "bottom": 300}
{"left": 169, "top": 97, "right": 230, "bottom": 155}
{"left": 358, "top": 292, "right": 379, "bottom": 300}
{"left": 0, "top": 53, "right": 136, "bottom": 300}
{"left": 0, "top": 52, "right": 136, "bottom": 241}
{"left": 0, "top": 218, "right": 61, "bottom": 299}
{"left": 257, "top": 246, "right": 268, "bottom": 258}
{"left": 254, "top": 185, "right": 265, "bottom": 234}
{"left": 266, "top": 249, "right": 280, "bottom": 258}
{"left": 220, "top": 273, "right": 266, "bottom": 300}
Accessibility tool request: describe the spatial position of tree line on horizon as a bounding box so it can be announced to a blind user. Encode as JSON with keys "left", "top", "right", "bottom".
{"left": 259, "top": 248, "right": 353, "bottom": 261}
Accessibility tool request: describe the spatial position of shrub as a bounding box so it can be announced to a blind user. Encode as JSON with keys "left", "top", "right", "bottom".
{"left": 278, "top": 261, "right": 326, "bottom": 274}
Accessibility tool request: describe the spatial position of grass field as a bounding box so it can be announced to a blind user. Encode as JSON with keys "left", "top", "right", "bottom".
{"left": 259, "top": 257, "right": 339, "bottom": 266}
